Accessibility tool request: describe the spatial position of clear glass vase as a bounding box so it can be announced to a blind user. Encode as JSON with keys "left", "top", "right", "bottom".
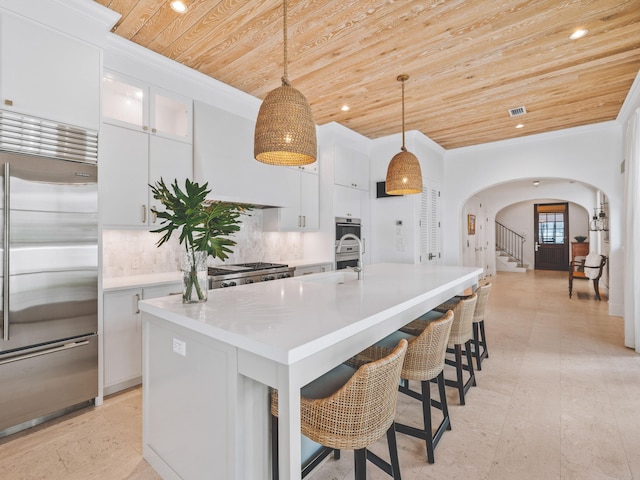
{"left": 181, "top": 250, "right": 208, "bottom": 303}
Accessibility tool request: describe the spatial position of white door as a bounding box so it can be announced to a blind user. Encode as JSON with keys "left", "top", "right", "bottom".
{"left": 420, "top": 180, "right": 441, "bottom": 264}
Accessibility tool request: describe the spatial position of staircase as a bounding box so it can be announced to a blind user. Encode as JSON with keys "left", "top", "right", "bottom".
{"left": 495, "top": 249, "right": 529, "bottom": 272}
{"left": 495, "top": 222, "right": 529, "bottom": 273}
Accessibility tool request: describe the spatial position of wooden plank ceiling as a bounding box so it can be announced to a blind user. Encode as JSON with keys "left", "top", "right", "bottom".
{"left": 96, "top": 0, "right": 640, "bottom": 149}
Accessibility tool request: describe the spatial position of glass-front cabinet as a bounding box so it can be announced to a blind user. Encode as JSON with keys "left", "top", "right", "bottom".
{"left": 102, "top": 71, "right": 192, "bottom": 142}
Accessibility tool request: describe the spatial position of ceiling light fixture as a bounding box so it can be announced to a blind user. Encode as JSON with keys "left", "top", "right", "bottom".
{"left": 254, "top": 0, "right": 316, "bottom": 166}
{"left": 570, "top": 29, "right": 588, "bottom": 40}
{"left": 516, "top": 123, "right": 524, "bottom": 129}
{"left": 341, "top": 105, "right": 350, "bottom": 112}
{"left": 170, "top": 1, "right": 187, "bottom": 14}
{"left": 385, "top": 74, "right": 423, "bottom": 195}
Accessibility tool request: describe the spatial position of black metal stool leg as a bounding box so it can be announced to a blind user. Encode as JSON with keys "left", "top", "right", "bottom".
{"left": 355, "top": 449, "right": 367, "bottom": 480}
{"left": 386, "top": 423, "right": 402, "bottom": 480}
{"left": 271, "top": 414, "right": 280, "bottom": 480}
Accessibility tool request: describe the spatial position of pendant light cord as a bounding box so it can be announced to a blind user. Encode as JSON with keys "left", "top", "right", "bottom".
{"left": 401, "top": 77, "right": 406, "bottom": 151}
{"left": 282, "top": 0, "right": 290, "bottom": 86}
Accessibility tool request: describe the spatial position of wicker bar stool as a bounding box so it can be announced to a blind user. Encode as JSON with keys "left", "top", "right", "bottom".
{"left": 470, "top": 283, "right": 491, "bottom": 370}
{"left": 348, "top": 311, "right": 454, "bottom": 464}
{"left": 402, "top": 295, "right": 477, "bottom": 405}
{"left": 434, "top": 283, "right": 492, "bottom": 370}
{"left": 271, "top": 339, "right": 408, "bottom": 480}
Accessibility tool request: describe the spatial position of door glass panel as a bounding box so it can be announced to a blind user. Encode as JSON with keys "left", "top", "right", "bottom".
{"left": 153, "top": 92, "right": 189, "bottom": 138}
{"left": 538, "top": 212, "right": 565, "bottom": 244}
{"left": 102, "top": 76, "right": 145, "bottom": 127}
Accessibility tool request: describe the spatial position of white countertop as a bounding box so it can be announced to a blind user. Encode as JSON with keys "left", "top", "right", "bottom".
{"left": 139, "top": 263, "right": 482, "bottom": 365}
{"left": 102, "top": 259, "right": 333, "bottom": 292}
{"left": 103, "top": 271, "right": 182, "bottom": 292}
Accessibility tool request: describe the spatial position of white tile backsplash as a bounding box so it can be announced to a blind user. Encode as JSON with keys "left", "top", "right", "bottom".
{"left": 102, "top": 210, "right": 303, "bottom": 278}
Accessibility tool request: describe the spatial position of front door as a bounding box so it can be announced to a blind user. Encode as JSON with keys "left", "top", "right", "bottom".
{"left": 534, "top": 202, "right": 569, "bottom": 271}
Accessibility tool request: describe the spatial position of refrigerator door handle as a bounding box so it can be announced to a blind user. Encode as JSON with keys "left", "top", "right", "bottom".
{"left": 0, "top": 340, "right": 90, "bottom": 366}
{"left": 3, "top": 163, "right": 9, "bottom": 342}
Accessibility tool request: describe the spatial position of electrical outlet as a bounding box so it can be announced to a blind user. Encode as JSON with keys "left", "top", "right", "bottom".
{"left": 173, "top": 338, "right": 186, "bottom": 357}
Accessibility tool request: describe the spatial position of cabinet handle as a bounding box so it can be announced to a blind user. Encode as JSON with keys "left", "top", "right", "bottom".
{"left": 151, "top": 207, "right": 157, "bottom": 223}
{"left": 142, "top": 205, "right": 147, "bottom": 224}
{"left": 151, "top": 128, "right": 157, "bottom": 134}
{"left": 303, "top": 216, "right": 306, "bottom": 227}
{"left": 143, "top": 125, "right": 148, "bottom": 132}
{"left": 3, "top": 99, "right": 13, "bottom": 106}
{"left": 135, "top": 293, "right": 141, "bottom": 314}
{"left": 298, "top": 215, "right": 302, "bottom": 227}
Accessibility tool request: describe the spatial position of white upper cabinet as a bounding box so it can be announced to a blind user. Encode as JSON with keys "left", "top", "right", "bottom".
{"left": 102, "top": 71, "right": 192, "bottom": 143}
{"left": 334, "top": 144, "right": 369, "bottom": 191}
{"left": 99, "top": 122, "right": 193, "bottom": 228}
{"left": 264, "top": 167, "right": 319, "bottom": 232}
{"left": 0, "top": 12, "right": 100, "bottom": 130}
{"left": 334, "top": 184, "right": 362, "bottom": 219}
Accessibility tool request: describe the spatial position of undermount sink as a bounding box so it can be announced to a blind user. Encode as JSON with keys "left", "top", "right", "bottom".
{"left": 297, "top": 271, "right": 359, "bottom": 284}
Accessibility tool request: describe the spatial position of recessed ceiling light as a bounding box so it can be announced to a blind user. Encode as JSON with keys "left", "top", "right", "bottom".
{"left": 170, "top": 1, "right": 187, "bottom": 13}
{"left": 515, "top": 123, "right": 524, "bottom": 129}
{"left": 341, "top": 105, "right": 350, "bottom": 112}
{"left": 570, "top": 29, "right": 588, "bottom": 40}
{"left": 532, "top": 180, "right": 540, "bottom": 187}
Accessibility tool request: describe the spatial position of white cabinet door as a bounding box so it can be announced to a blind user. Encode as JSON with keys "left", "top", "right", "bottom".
{"left": 150, "top": 87, "right": 192, "bottom": 142}
{"left": 0, "top": 13, "right": 100, "bottom": 130}
{"left": 148, "top": 136, "right": 194, "bottom": 225}
{"left": 264, "top": 169, "right": 319, "bottom": 231}
{"left": 99, "top": 124, "right": 149, "bottom": 227}
{"left": 334, "top": 184, "right": 361, "bottom": 219}
{"left": 102, "top": 72, "right": 148, "bottom": 132}
{"left": 103, "top": 289, "right": 143, "bottom": 395}
{"left": 352, "top": 150, "right": 370, "bottom": 191}
{"left": 300, "top": 170, "right": 319, "bottom": 230}
{"left": 334, "top": 145, "right": 369, "bottom": 191}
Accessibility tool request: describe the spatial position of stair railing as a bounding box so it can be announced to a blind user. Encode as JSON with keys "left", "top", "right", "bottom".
{"left": 495, "top": 221, "right": 526, "bottom": 268}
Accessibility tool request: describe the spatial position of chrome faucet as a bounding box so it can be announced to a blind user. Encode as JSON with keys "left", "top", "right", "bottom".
{"left": 336, "top": 233, "right": 363, "bottom": 280}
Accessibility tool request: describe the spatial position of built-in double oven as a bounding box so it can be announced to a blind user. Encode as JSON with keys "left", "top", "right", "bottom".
{"left": 335, "top": 217, "right": 363, "bottom": 270}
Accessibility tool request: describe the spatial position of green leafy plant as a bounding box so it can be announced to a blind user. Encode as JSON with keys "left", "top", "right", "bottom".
{"left": 150, "top": 178, "right": 250, "bottom": 301}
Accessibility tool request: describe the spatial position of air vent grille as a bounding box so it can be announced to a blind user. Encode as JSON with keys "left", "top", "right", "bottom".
{"left": 0, "top": 110, "right": 98, "bottom": 163}
{"left": 508, "top": 106, "right": 527, "bottom": 117}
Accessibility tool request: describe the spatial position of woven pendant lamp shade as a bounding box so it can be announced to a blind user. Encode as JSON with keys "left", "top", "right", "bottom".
{"left": 386, "top": 148, "right": 423, "bottom": 194}
{"left": 254, "top": 81, "right": 317, "bottom": 165}
{"left": 254, "top": 0, "right": 317, "bottom": 166}
{"left": 385, "top": 74, "right": 422, "bottom": 195}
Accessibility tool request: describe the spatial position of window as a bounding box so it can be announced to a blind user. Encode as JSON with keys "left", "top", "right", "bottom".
{"left": 537, "top": 204, "right": 566, "bottom": 244}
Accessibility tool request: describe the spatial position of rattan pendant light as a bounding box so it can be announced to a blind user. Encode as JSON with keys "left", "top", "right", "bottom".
{"left": 254, "top": 0, "right": 317, "bottom": 166}
{"left": 385, "top": 74, "right": 423, "bottom": 195}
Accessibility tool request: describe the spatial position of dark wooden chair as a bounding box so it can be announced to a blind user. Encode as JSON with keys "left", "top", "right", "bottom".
{"left": 568, "top": 254, "right": 607, "bottom": 301}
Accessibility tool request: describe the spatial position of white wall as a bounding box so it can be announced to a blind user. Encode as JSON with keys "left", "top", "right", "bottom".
{"left": 442, "top": 123, "right": 624, "bottom": 315}
{"left": 369, "top": 130, "right": 446, "bottom": 264}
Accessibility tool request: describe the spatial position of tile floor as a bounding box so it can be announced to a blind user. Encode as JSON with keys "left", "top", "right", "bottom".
{"left": 1, "top": 270, "right": 639, "bottom": 480}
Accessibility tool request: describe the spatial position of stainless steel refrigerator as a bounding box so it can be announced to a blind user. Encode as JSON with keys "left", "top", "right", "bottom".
{"left": 0, "top": 129, "right": 98, "bottom": 435}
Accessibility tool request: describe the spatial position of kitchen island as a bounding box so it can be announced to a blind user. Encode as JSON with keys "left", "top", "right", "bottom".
{"left": 138, "top": 263, "right": 482, "bottom": 480}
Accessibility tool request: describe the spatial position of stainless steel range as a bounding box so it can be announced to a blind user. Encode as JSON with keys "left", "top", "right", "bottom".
{"left": 208, "top": 262, "right": 295, "bottom": 289}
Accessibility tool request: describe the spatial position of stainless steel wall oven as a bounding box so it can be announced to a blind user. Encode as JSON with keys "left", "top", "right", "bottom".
{"left": 335, "top": 217, "right": 362, "bottom": 270}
